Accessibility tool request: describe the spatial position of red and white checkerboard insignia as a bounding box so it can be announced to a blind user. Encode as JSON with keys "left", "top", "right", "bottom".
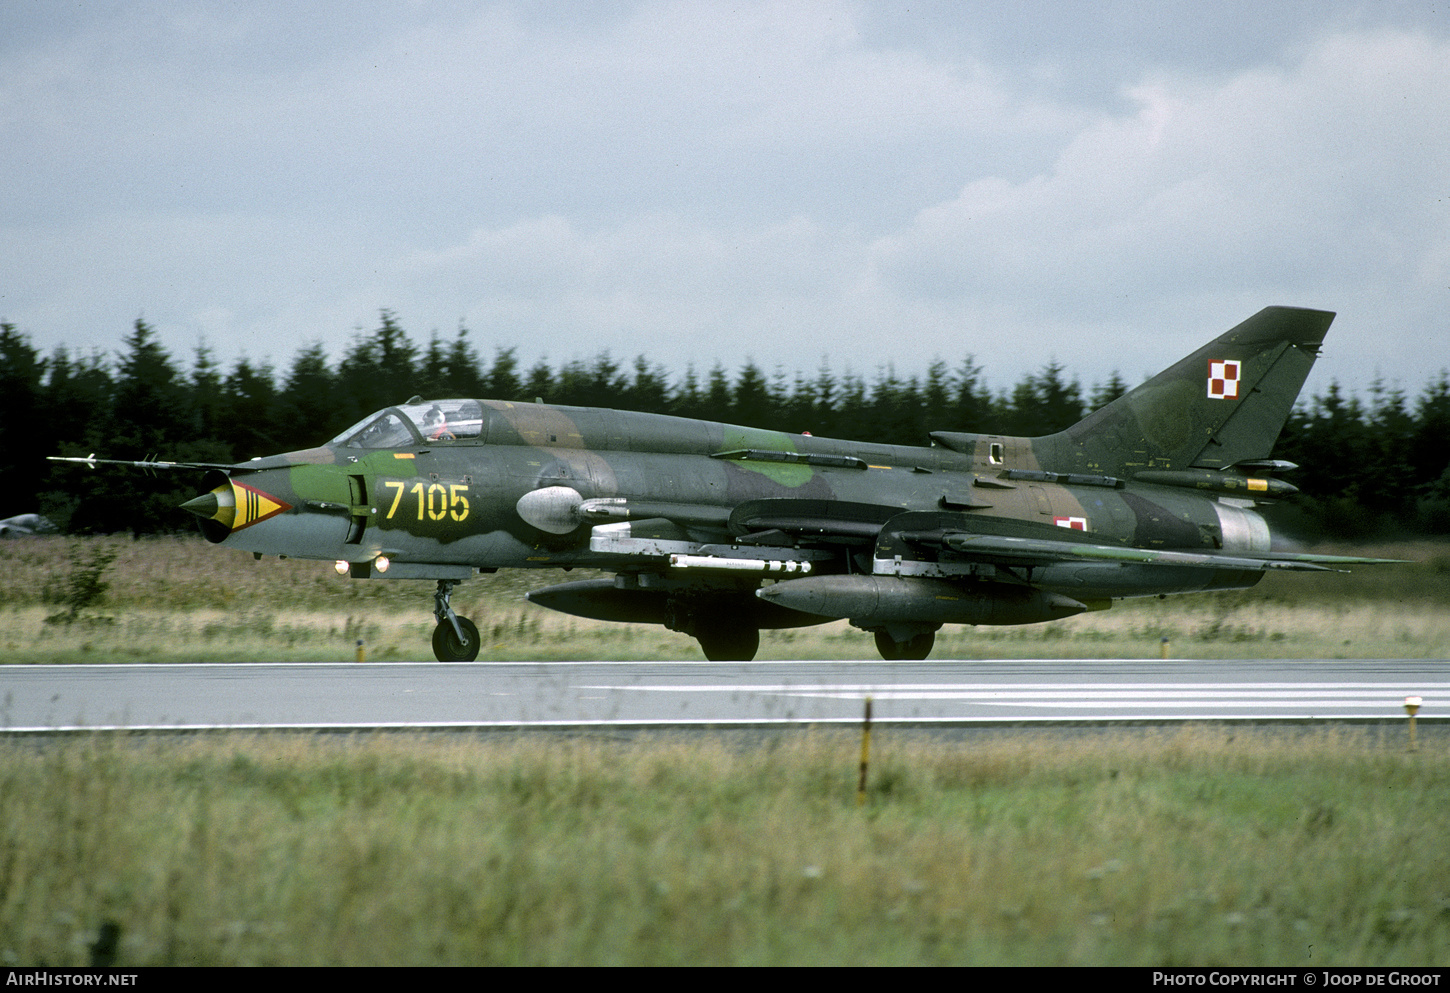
{"left": 1207, "top": 359, "right": 1241, "bottom": 399}
{"left": 1054, "top": 516, "right": 1087, "bottom": 531}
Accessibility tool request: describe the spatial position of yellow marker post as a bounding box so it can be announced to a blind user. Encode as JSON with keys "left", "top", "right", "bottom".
{"left": 1405, "top": 696, "right": 1422, "bottom": 753}
{"left": 356, "top": 639, "right": 366, "bottom": 664}
{"left": 1160, "top": 636, "right": 1171, "bottom": 660}
{"left": 857, "top": 695, "right": 872, "bottom": 807}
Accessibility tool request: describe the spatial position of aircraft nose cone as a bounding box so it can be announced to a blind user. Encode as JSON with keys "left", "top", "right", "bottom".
{"left": 180, "top": 492, "right": 219, "bottom": 520}
{"left": 180, "top": 480, "right": 240, "bottom": 543}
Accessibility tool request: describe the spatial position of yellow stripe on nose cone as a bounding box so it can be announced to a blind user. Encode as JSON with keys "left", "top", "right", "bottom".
{"left": 180, "top": 482, "right": 236, "bottom": 528}
{"left": 231, "top": 481, "right": 291, "bottom": 530}
{"left": 180, "top": 480, "right": 290, "bottom": 532}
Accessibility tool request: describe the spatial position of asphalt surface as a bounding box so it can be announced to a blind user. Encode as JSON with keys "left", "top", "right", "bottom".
{"left": 2, "top": 658, "right": 1446, "bottom": 732}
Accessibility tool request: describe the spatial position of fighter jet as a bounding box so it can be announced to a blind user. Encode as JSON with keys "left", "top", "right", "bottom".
{"left": 51, "top": 306, "right": 1394, "bottom": 661}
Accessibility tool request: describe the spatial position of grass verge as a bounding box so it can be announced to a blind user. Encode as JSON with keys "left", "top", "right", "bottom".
{"left": 2, "top": 727, "right": 1446, "bottom": 966}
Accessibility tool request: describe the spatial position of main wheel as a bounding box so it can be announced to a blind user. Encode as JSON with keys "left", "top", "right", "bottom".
{"left": 432, "top": 617, "right": 481, "bottom": 662}
{"left": 696, "top": 625, "right": 760, "bottom": 662}
{"left": 874, "top": 629, "right": 935, "bottom": 661}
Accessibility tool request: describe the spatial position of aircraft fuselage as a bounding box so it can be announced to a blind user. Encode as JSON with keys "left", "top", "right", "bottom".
{"left": 194, "top": 399, "right": 1271, "bottom": 605}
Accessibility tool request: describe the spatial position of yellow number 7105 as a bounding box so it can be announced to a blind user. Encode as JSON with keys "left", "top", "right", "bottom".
{"left": 383, "top": 481, "right": 470, "bottom": 522}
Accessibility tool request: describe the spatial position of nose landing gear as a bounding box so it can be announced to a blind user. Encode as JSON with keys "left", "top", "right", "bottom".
{"left": 431, "top": 579, "right": 481, "bottom": 661}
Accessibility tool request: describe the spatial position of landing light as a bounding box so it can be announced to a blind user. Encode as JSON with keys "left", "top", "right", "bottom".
{"left": 334, "top": 560, "right": 349, "bottom": 575}
{"left": 374, "top": 555, "right": 390, "bottom": 574}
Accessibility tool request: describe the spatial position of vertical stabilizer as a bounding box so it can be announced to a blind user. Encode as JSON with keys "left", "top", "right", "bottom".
{"left": 1040, "top": 306, "right": 1334, "bottom": 476}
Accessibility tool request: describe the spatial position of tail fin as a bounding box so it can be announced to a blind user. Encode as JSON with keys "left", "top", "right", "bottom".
{"left": 1042, "top": 306, "right": 1334, "bottom": 475}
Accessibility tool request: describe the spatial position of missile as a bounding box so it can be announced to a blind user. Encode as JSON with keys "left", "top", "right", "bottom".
{"left": 1133, "top": 469, "right": 1299, "bottom": 498}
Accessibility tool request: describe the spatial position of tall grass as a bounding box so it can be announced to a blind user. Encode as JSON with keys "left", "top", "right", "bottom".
{"left": 1, "top": 728, "right": 1446, "bottom": 965}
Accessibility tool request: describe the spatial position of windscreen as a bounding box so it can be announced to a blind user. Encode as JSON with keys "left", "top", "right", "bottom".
{"left": 396, "top": 400, "right": 485, "bottom": 443}
{"left": 330, "top": 400, "right": 486, "bottom": 448}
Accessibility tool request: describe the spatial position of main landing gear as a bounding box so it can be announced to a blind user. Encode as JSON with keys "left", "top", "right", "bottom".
{"left": 874, "top": 628, "right": 936, "bottom": 661}
{"left": 694, "top": 622, "right": 761, "bottom": 662}
{"left": 431, "top": 579, "right": 481, "bottom": 662}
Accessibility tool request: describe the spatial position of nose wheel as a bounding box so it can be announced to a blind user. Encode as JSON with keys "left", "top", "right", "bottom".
{"left": 432, "top": 580, "right": 481, "bottom": 661}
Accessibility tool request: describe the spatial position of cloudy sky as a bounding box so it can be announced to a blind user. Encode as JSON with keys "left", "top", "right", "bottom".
{"left": 3, "top": 0, "right": 1447, "bottom": 401}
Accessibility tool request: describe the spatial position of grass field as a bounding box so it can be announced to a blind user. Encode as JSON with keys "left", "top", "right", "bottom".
{"left": 1, "top": 727, "right": 1447, "bottom": 966}
{"left": 1, "top": 535, "right": 1448, "bottom": 662}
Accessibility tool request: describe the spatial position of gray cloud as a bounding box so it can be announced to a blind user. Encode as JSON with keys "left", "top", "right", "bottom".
{"left": 2, "top": 0, "right": 1446, "bottom": 401}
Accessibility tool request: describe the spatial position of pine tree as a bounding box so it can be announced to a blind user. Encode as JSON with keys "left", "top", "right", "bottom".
{"left": 1090, "top": 371, "right": 1130, "bottom": 411}
{"left": 732, "top": 360, "right": 772, "bottom": 428}
{"left": 1364, "top": 378, "right": 1414, "bottom": 515}
{"left": 524, "top": 358, "right": 554, "bottom": 403}
{"left": 586, "top": 353, "right": 628, "bottom": 408}
{"left": 923, "top": 358, "right": 952, "bottom": 422}
{"left": 276, "top": 342, "right": 339, "bottom": 450}
{"left": 336, "top": 310, "right": 419, "bottom": 424}
{"left": 779, "top": 368, "right": 818, "bottom": 436}
{"left": 486, "top": 347, "right": 523, "bottom": 401}
{"left": 703, "top": 363, "right": 732, "bottom": 424}
{"left": 1032, "top": 361, "right": 1085, "bottom": 434}
{"left": 446, "top": 325, "right": 485, "bottom": 397}
{"left": 0, "top": 324, "right": 47, "bottom": 514}
{"left": 951, "top": 356, "right": 994, "bottom": 433}
{"left": 811, "top": 359, "right": 838, "bottom": 435}
{"left": 36, "top": 346, "right": 114, "bottom": 532}
{"left": 671, "top": 364, "right": 705, "bottom": 420}
{"left": 43, "top": 347, "right": 113, "bottom": 450}
{"left": 834, "top": 369, "right": 869, "bottom": 441}
{"left": 220, "top": 358, "right": 279, "bottom": 461}
{"left": 1410, "top": 372, "right": 1450, "bottom": 490}
{"left": 417, "top": 332, "right": 451, "bottom": 399}
{"left": 625, "top": 355, "right": 669, "bottom": 413}
{"left": 107, "top": 319, "right": 190, "bottom": 535}
{"left": 112, "top": 319, "right": 185, "bottom": 452}
{"left": 187, "top": 341, "right": 226, "bottom": 452}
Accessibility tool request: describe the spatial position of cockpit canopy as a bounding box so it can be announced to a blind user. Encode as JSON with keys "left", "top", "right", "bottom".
{"left": 330, "top": 400, "right": 486, "bottom": 449}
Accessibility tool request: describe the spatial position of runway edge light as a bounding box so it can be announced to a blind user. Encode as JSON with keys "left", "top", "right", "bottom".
{"left": 1405, "top": 696, "right": 1423, "bottom": 753}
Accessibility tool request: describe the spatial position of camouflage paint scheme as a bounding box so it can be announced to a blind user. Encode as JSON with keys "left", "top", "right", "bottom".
{"left": 52, "top": 306, "right": 1396, "bottom": 661}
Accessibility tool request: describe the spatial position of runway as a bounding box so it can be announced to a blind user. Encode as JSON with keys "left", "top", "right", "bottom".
{"left": 1, "top": 659, "right": 1445, "bottom": 732}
